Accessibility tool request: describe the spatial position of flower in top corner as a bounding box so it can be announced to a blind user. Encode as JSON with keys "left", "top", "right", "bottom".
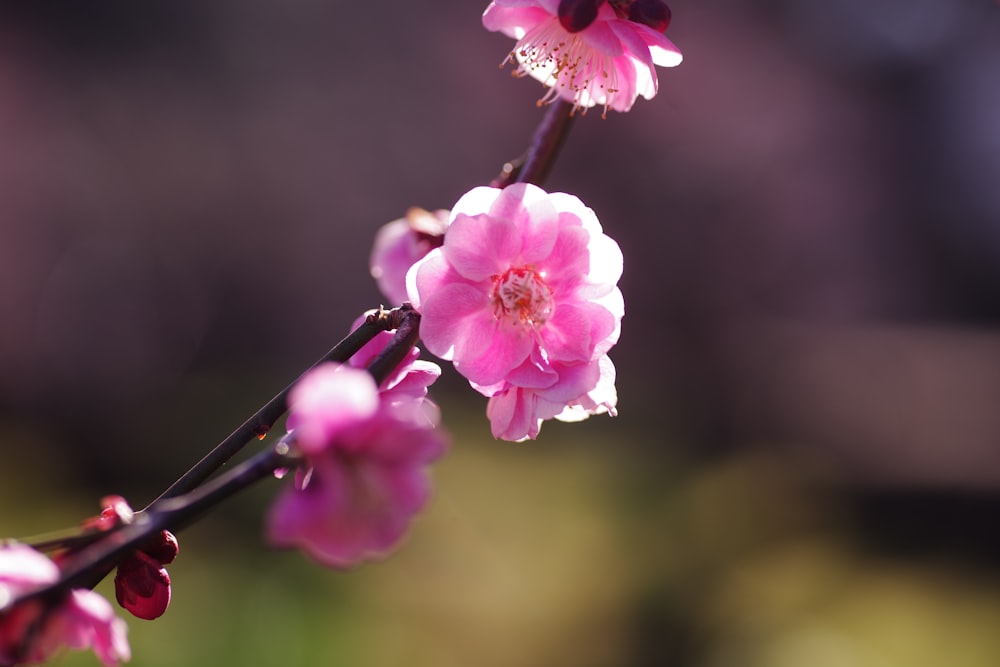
{"left": 483, "top": 0, "right": 682, "bottom": 115}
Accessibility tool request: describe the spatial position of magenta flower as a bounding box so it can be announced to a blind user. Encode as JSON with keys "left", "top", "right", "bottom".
{"left": 0, "top": 544, "right": 130, "bottom": 667}
{"left": 409, "top": 182, "right": 623, "bottom": 380}
{"left": 485, "top": 354, "right": 618, "bottom": 441}
{"left": 407, "top": 183, "right": 623, "bottom": 440}
{"left": 266, "top": 363, "right": 446, "bottom": 568}
{"left": 482, "top": 0, "right": 682, "bottom": 114}
{"left": 347, "top": 313, "right": 442, "bottom": 404}
{"left": 369, "top": 207, "right": 449, "bottom": 305}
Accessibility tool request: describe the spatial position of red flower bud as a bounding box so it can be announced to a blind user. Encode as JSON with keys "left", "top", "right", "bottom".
{"left": 114, "top": 552, "right": 171, "bottom": 621}
{"left": 557, "top": 0, "right": 604, "bottom": 32}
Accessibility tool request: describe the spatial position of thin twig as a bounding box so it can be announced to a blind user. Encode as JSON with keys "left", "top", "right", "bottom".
{"left": 146, "top": 308, "right": 402, "bottom": 507}
{"left": 5, "top": 439, "right": 297, "bottom": 611}
{"left": 514, "top": 99, "right": 576, "bottom": 187}
{"left": 366, "top": 309, "right": 422, "bottom": 387}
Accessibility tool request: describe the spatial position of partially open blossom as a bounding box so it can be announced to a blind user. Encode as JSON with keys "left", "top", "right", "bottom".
{"left": 348, "top": 313, "right": 442, "bottom": 404}
{"left": 370, "top": 208, "right": 449, "bottom": 305}
{"left": 407, "top": 183, "right": 623, "bottom": 440}
{"left": 483, "top": 0, "right": 682, "bottom": 114}
{"left": 484, "top": 354, "right": 618, "bottom": 441}
{"left": 266, "top": 363, "right": 446, "bottom": 568}
{"left": 0, "top": 544, "right": 130, "bottom": 667}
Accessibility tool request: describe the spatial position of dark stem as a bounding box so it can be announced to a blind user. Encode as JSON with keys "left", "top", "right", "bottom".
{"left": 366, "top": 309, "right": 422, "bottom": 387}
{"left": 5, "top": 439, "right": 297, "bottom": 610}
{"left": 514, "top": 99, "right": 576, "bottom": 187}
{"left": 146, "top": 308, "right": 404, "bottom": 508}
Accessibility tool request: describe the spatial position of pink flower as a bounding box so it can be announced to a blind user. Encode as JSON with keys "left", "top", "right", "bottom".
{"left": 347, "top": 313, "right": 442, "bottom": 404}
{"left": 407, "top": 183, "right": 623, "bottom": 441}
{"left": 482, "top": 0, "right": 682, "bottom": 114}
{"left": 369, "top": 207, "right": 449, "bottom": 305}
{"left": 485, "top": 354, "right": 618, "bottom": 441}
{"left": 409, "top": 183, "right": 623, "bottom": 382}
{"left": 266, "top": 363, "right": 446, "bottom": 568}
{"left": 0, "top": 544, "right": 130, "bottom": 667}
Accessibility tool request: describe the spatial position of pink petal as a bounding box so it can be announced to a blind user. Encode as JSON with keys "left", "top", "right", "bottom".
{"left": 580, "top": 16, "right": 625, "bottom": 57}
{"left": 448, "top": 185, "right": 503, "bottom": 218}
{"left": 443, "top": 213, "right": 520, "bottom": 281}
{"left": 537, "top": 224, "right": 590, "bottom": 295}
{"left": 286, "top": 364, "right": 380, "bottom": 455}
{"left": 505, "top": 352, "right": 559, "bottom": 389}
{"left": 487, "top": 388, "right": 541, "bottom": 441}
{"left": 453, "top": 315, "right": 534, "bottom": 387}
{"left": 407, "top": 249, "right": 453, "bottom": 310}
{"left": 541, "top": 301, "right": 615, "bottom": 363}
{"left": 418, "top": 282, "right": 492, "bottom": 361}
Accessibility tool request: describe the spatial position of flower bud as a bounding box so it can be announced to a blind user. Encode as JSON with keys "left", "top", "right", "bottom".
{"left": 557, "top": 0, "right": 604, "bottom": 32}
{"left": 114, "top": 552, "right": 171, "bottom": 621}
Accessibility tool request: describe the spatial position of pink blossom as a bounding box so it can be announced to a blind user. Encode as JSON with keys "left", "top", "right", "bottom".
{"left": 485, "top": 354, "right": 618, "bottom": 441}
{"left": 347, "top": 313, "right": 442, "bottom": 404}
{"left": 0, "top": 544, "right": 130, "bottom": 667}
{"left": 482, "top": 0, "right": 682, "bottom": 114}
{"left": 267, "top": 363, "right": 446, "bottom": 568}
{"left": 407, "top": 183, "right": 623, "bottom": 441}
{"left": 408, "top": 183, "right": 623, "bottom": 383}
{"left": 369, "top": 207, "right": 449, "bottom": 305}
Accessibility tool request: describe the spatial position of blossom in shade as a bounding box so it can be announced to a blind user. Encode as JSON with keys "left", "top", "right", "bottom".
{"left": 266, "top": 363, "right": 446, "bottom": 568}
{"left": 482, "top": 0, "right": 682, "bottom": 114}
{"left": 347, "top": 313, "right": 442, "bottom": 404}
{"left": 407, "top": 183, "right": 623, "bottom": 440}
{"left": 370, "top": 208, "right": 449, "bottom": 305}
{"left": 0, "top": 544, "right": 130, "bottom": 667}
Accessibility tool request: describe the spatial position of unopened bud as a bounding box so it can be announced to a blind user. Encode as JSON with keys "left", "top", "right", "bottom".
{"left": 139, "top": 531, "right": 178, "bottom": 566}
{"left": 558, "top": 0, "right": 604, "bottom": 32}
{"left": 114, "top": 553, "right": 171, "bottom": 621}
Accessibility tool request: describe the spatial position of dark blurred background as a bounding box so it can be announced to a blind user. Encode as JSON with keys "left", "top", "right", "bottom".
{"left": 2, "top": 1, "right": 1000, "bottom": 665}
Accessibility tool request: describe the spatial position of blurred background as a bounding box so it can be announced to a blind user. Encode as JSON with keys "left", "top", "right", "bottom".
{"left": 2, "top": 0, "right": 1000, "bottom": 665}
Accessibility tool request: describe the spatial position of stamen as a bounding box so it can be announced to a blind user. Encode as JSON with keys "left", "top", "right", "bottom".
{"left": 490, "top": 267, "right": 555, "bottom": 327}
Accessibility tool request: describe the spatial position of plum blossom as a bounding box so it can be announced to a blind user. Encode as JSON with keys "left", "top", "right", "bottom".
{"left": 407, "top": 183, "right": 623, "bottom": 440}
{"left": 266, "top": 362, "right": 446, "bottom": 568}
{"left": 370, "top": 208, "right": 449, "bottom": 305}
{"left": 0, "top": 544, "right": 130, "bottom": 666}
{"left": 482, "top": 0, "right": 682, "bottom": 114}
{"left": 347, "top": 313, "right": 442, "bottom": 404}
{"left": 485, "top": 354, "right": 618, "bottom": 441}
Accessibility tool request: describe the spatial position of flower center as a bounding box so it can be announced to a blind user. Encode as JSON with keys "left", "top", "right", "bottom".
{"left": 491, "top": 267, "right": 554, "bottom": 327}
{"left": 506, "top": 17, "right": 620, "bottom": 113}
